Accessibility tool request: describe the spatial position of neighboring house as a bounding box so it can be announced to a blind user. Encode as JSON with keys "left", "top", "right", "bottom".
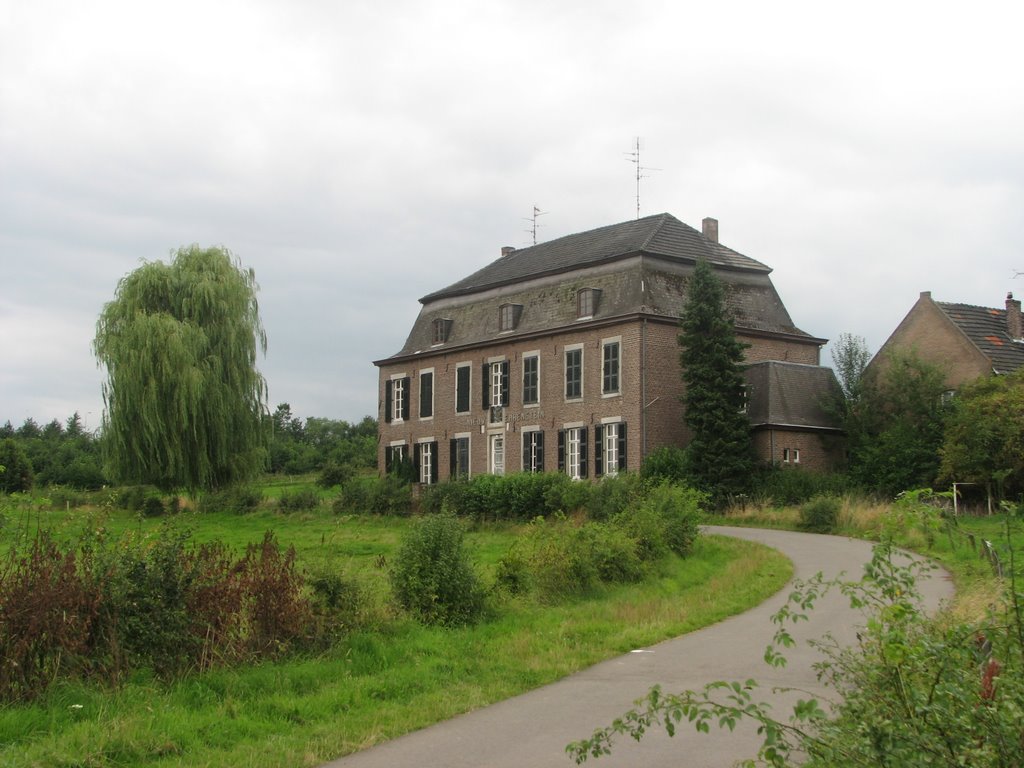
{"left": 870, "top": 291, "right": 1024, "bottom": 389}
{"left": 374, "top": 212, "right": 842, "bottom": 483}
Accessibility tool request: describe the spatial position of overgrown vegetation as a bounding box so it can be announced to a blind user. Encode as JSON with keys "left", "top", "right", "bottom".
{"left": 0, "top": 480, "right": 789, "bottom": 768}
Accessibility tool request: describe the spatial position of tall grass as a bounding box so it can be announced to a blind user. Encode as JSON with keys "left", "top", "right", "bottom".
{"left": 0, "top": 533, "right": 790, "bottom": 768}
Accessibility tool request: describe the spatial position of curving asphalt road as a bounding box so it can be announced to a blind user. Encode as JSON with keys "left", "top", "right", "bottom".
{"left": 321, "top": 527, "right": 954, "bottom": 768}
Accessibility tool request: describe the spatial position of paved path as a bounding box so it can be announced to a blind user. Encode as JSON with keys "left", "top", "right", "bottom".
{"left": 321, "top": 528, "right": 954, "bottom": 768}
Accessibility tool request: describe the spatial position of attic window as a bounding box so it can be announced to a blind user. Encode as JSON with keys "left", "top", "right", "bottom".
{"left": 576, "top": 288, "right": 601, "bottom": 319}
{"left": 432, "top": 318, "right": 452, "bottom": 345}
{"left": 499, "top": 303, "right": 523, "bottom": 332}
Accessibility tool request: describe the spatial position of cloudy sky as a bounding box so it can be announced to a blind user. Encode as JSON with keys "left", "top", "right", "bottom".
{"left": 2, "top": 0, "right": 1022, "bottom": 429}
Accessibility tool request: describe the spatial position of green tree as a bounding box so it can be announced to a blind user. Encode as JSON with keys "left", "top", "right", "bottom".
{"left": 678, "top": 259, "right": 754, "bottom": 507}
{"left": 939, "top": 369, "right": 1024, "bottom": 500}
{"left": 0, "top": 438, "right": 34, "bottom": 492}
{"left": 93, "top": 245, "right": 269, "bottom": 492}
{"left": 851, "top": 350, "right": 949, "bottom": 495}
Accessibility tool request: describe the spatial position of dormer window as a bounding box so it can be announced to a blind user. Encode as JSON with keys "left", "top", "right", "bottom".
{"left": 499, "top": 303, "right": 523, "bottom": 332}
{"left": 576, "top": 288, "right": 601, "bottom": 319}
{"left": 432, "top": 318, "right": 452, "bottom": 345}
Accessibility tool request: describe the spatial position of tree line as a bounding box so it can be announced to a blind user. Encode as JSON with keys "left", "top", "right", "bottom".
{"left": 0, "top": 408, "right": 377, "bottom": 494}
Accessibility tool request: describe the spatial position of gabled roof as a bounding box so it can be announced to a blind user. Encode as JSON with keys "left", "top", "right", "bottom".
{"left": 421, "top": 212, "right": 771, "bottom": 303}
{"left": 937, "top": 302, "right": 1024, "bottom": 374}
{"left": 744, "top": 361, "right": 843, "bottom": 432}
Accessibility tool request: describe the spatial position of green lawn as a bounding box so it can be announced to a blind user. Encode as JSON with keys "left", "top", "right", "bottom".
{"left": 0, "top": 497, "right": 791, "bottom": 768}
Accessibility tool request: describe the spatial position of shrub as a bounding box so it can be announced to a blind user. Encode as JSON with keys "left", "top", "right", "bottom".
{"left": 421, "top": 473, "right": 573, "bottom": 522}
{"left": 577, "top": 523, "right": 644, "bottom": 583}
{"left": 334, "top": 475, "right": 412, "bottom": 516}
{"left": 617, "top": 483, "right": 704, "bottom": 559}
{"left": 0, "top": 439, "right": 34, "bottom": 493}
{"left": 640, "top": 446, "right": 688, "bottom": 484}
{"left": 754, "top": 467, "right": 858, "bottom": 507}
{"left": 141, "top": 494, "right": 165, "bottom": 517}
{"left": 238, "top": 531, "right": 310, "bottom": 655}
{"left": 0, "top": 532, "right": 98, "bottom": 700}
{"left": 307, "top": 569, "right": 372, "bottom": 642}
{"left": 389, "top": 513, "right": 485, "bottom": 626}
{"left": 587, "top": 472, "right": 647, "bottom": 521}
{"left": 317, "top": 461, "right": 354, "bottom": 489}
{"left": 278, "top": 488, "right": 320, "bottom": 512}
{"left": 199, "top": 484, "right": 264, "bottom": 514}
{"left": 798, "top": 494, "right": 841, "bottom": 533}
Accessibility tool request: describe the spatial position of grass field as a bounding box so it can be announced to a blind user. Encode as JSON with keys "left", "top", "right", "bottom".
{"left": 0, "top": 489, "right": 792, "bottom": 768}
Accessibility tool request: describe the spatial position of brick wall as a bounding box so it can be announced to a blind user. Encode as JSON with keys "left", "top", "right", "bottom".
{"left": 752, "top": 429, "right": 844, "bottom": 473}
{"left": 379, "top": 315, "right": 828, "bottom": 480}
{"left": 870, "top": 295, "right": 990, "bottom": 389}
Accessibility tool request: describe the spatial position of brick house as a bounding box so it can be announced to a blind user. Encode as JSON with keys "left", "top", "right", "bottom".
{"left": 373, "top": 213, "right": 843, "bottom": 483}
{"left": 869, "top": 291, "right": 1024, "bottom": 389}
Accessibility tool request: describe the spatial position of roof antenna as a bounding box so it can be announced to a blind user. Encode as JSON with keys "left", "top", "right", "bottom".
{"left": 624, "top": 137, "right": 660, "bottom": 219}
{"left": 524, "top": 205, "right": 547, "bottom": 245}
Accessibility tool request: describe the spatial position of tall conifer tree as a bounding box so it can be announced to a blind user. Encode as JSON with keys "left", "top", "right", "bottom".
{"left": 94, "top": 245, "right": 269, "bottom": 492}
{"left": 678, "top": 258, "right": 754, "bottom": 506}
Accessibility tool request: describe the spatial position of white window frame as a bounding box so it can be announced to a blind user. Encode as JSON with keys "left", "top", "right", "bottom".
{"left": 390, "top": 373, "right": 407, "bottom": 423}
{"left": 418, "top": 438, "right": 434, "bottom": 485}
{"left": 489, "top": 433, "right": 505, "bottom": 476}
{"left": 566, "top": 426, "right": 583, "bottom": 480}
{"left": 522, "top": 426, "right": 542, "bottom": 473}
{"left": 603, "top": 421, "right": 620, "bottom": 478}
{"left": 490, "top": 359, "right": 505, "bottom": 407}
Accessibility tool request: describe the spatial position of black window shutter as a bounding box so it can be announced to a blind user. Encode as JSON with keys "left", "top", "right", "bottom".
{"left": 557, "top": 429, "right": 565, "bottom": 473}
{"left": 384, "top": 379, "right": 393, "bottom": 423}
{"left": 482, "top": 363, "right": 490, "bottom": 409}
{"left": 430, "top": 441, "right": 439, "bottom": 484}
{"left": 420, "top": 372, "right": 433, "bottom": 418}
{"left": 413, "top": 443, "right": 422, "bottom": 480}
{"left": 579, "top": 428, "right": 588, "bottom": 478}
{"left": 536, "top": 431, "right": 544, "bottom": 471}
{"left": 385, "top": 445, "right": 393, "bottom": 474}
{"left": 456, "top": 367, "right": 470, "bottom": 413}
{"left": 501, "top": 361, "right": 510, "bottom": 406}
{"left": 594, "top": 425, "right": 604, "bottom": 477}
{"left": 521, "top": 432, "right": 529, "bottom": 472}
{"left": 450, "top": 438, "right": 457, "bottom": 479}
{"left": 402, "top": 377, "right": 410, "bottom": 420}
{"left": 618, "top": 423, "right": 627, "bottom": 472}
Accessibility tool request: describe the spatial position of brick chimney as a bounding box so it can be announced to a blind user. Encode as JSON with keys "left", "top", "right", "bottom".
{"left": 702, "top": 217, "right": 719, "bottom": 243}
{"left": 501, "top": 246, "right": 515, "bottom": 257}
{"left": 1006, "top": 292, "right": 1022, "bottom": 340}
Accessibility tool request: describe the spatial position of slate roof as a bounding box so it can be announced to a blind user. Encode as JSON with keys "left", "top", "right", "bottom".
{"left": 379, "top": 213, "right": 821, "bottom": 361}
{"left": 744, "top": 361, "right": 843, "bottom": 431}
{"left": 421, "top": 213, "right": 771, "bottom": 303}
{"left": 937, "top": 302, "right": 1024, "bottom": 374}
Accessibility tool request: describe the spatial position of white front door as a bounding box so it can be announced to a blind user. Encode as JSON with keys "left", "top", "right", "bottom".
{"left": 489, "top": 433, "right": 505, "bottom": 476}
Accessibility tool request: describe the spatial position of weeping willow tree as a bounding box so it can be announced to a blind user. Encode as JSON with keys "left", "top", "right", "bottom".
{"left": 94, "top": 245, "right": 269, "bottom": 492}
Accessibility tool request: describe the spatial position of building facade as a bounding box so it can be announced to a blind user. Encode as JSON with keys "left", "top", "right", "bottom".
{"left": 374, "top": 213, "right": 842, "bottom": 483}
{"left": 869, "top": 291, "right": 1024, "bottom": 389}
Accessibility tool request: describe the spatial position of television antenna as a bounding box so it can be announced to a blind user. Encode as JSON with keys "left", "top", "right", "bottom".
{"left": 624, "top": 137, "right": 660, "bottom": 219}
{"left": 524, "top": 205, "right": 547, "bottom": 245}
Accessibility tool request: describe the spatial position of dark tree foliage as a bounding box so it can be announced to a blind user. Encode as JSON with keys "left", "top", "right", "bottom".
{"left": 849, "top": 350, "right": 950, "bottom": 496}
{"left": 94, "top": 246, "right": 269, "bottom": 492}
{"left": 678, "top": 259, "right": 754, "bottom": 507}
{"left": 939, "top": 368, "right": 1024, "bottom": 500}
{"left": 0, "top": 438, "right": 35, "bottom": 493}
{"left": 267, "top": 403, "right": 377, "bottom": 475}
{"left": 0, "top": 414, "right": 106, "bottom": 491}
